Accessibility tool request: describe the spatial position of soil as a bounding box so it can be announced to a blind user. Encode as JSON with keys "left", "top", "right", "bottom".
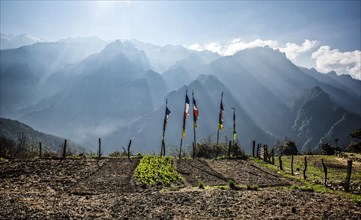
{"left": 1, "top": 158, "right": 360, "bottom": 219}
{"left": 207, "top": 159, "right": 291, "bottom": 187}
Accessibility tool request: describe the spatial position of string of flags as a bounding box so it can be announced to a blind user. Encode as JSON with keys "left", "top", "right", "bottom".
{"left": 161, "top": 90, "right": 237, "bottom": 156}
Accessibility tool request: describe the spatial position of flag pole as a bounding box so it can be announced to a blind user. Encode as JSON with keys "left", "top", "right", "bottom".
{"left": 192, "top": 90, "right": 196, "bottom": 159}
{"left": 161, "top": 99, "right": 168, "bottom": 157}
{"left": 216, "top": 92, "right": 223, "bottom": 145}
{"left": 232, "top": 107, "right": 236, "bottom": 146}
{"left": 180, "top": 90, "right": 188, "bottom": 159}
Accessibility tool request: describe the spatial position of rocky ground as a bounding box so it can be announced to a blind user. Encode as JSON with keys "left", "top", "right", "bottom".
{"left": 0, "top": 158, "right": 360, "bottom": 219}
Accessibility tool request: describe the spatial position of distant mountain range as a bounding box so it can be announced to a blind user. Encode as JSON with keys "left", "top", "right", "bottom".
{"left": 1, "top": 37, "right": 360, "bottom": 154}
{"left": 0, "top": 118, "right": 87, "bottom": 153}
{"left": 1, "top": 33, "right": 42, "bottom": 49}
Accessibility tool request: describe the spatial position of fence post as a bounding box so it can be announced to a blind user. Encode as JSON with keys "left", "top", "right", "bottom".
{"left": 39, "top": 142, "right": 42, "bottom": 159}
{"left": 98, "top": 138, "right": 101, "bottom": 161}
{"left": 228, "top": 140, "right": 231, "bottom": 159}
{"left": 127, "top": 139, "right": 132, "bottom": 161}
{"left": 62, "top": 139, "right": 67, "bottom": 159}
{"left": 321, "top": 158, "right": 327, "bottom": 186}
{"left": 344, "top": 159, "right": 352, "bottom": 192}
{"left": 271, "top": 149, "right": 274, "bottom": 165}
{"left": 252, "top": 140, "right": 255, "bottom": 158}
{"left": 263, "top": 145, "right": 267, "bottom": 162}
{"left": 303, "top": 156, "right": 307, "bottom": 179}
{"left": 291, "top": 155, "right": 294, "bottom": 175}
{"left": 257, "top": 144, "right": 260, "bottom": 158}
{"left": 279, "top": 155, "right": 283, "bottom": 170}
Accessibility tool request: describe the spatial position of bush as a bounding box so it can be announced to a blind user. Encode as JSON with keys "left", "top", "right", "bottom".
{"left": 274, "top": 140, "right": 299, "bottom": 156}
{"left": 321, "top": 143, "right": 341, "bottom": 155}
{"left": 198, "top": 181, "right": 205, "bottom": 189}
{"left": 109, "top": 151, "right": 122, "bottom": 157}
{"left": 247, "top": 184, "right": 259, "bottom": 190}
{"left": 228, "top": 180, "right": 237, "bottom": 190}
{"left": 346, "top": 141, "right": 361, "bottom": 153}
{"left": 194, "top": 137, "right": 228, "bottom": 159}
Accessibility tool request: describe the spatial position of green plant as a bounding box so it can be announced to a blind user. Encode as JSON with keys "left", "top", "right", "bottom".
{"left": 198, "top": 181, "right": 205, "bottom": 189}
{"left": 247, "top": 184, "right": 259, "bottom": 190}
{"left": 134, "top": 156, "right": 182, "bottom": 186}
{"left": 228, "top": 180, "right": 237, "bottom": 190}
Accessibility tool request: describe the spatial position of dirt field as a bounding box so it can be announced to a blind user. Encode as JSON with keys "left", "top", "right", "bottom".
{"left": 0, "top": 158, "right": 360, "bottom": 219}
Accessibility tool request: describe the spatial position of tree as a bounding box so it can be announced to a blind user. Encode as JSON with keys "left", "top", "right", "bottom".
{"left": 346, "top": 128, "right": 361, "bottom": 153}
{"left": 274, "top": 140, "right": 299, "bottom": 156}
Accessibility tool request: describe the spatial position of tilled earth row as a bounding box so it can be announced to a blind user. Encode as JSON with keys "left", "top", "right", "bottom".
{"left": 1, "top": 158, "right": 360, "bottom": 219}
{"left": 1, "top": 190, "right": 359, "bottom": 219}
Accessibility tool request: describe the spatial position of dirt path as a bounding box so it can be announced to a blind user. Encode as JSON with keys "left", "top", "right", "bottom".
{"left": 70, "top": 158, "right": 140, "bottom": 194}
{"left": 1, "top": 158, "right": 360, "bottom": 219}
{"left": 207, "top": 159, "right": 291, "bottom": 187}
{"left": 175, "top": 159, "right": 228, "bottom": 187}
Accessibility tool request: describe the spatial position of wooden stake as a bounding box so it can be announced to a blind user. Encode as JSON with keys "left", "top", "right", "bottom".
{"left": 321, "top": 158, "right": 327, "bottom": 186}
{"left": 279, "top": 155, "right": 283, "bottom": 170}
{"left": 344, "top": 159, "right": 352, "bottom": 192}
{"left": 98, "top": 138, "right": 101, "bottom": 161}
{"left": 127, "top": 139, "right": 132, "bottom": 161}
{"left": 252, "top": 140, "right": 255, "bottom": 158}
{"left": 62, "top": 139, "right": 67, "bottom": 159}
{"left": 303, "top": 156, "right": 307, "bottom": 179}
{"left": 39, "top": 142, "right": 42, "bottom": 159}
{"left": 291, "top": 155, "right": 294, "bottom": 175}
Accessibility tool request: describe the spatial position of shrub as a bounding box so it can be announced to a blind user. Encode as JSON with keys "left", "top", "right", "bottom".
{"left": 109, "top": 151, "right": 122, "bottom": 157}
{"left": 228, "top": 180, "right": 237, "bottom": 190}
{"left": 198, "top": 181, "right": 205, "bottom": 189}
{"left": 274, "top": 140, "right": 299, "bottom": 156}
{"left": 247, "top": 184, "right": 259, "bottom": 190}
{"left": 321, "top": 143, "right": 341, "bottom": 155}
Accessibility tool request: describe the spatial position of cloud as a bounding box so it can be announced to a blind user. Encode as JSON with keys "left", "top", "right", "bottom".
{"left": 279, "top": 39, "right": 318, "bottom": 60}
{"left": 311, "top": 46, "right": 361, "bottom": 80}
{"left": 223, "top": 38, "right": 278, "bottom": 56}
{"left": 187, "top": 38, "right": 360, "bottom": 80}
{"left": 187, "top": 38, "right": 316, "bottom": 59}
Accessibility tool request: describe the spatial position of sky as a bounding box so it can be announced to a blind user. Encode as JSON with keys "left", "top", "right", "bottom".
{"left": 1, "top": 1, "right": 360, "bottom": 79}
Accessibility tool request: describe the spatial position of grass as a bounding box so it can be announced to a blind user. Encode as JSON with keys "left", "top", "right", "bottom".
{"left": 250, "top": 155, "right": 361, "bottom": 204}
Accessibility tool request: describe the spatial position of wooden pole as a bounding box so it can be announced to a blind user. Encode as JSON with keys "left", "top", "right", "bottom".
{"left": 344, "top": 159, "right": 352, "bottom": 192}
{"left": 252, "top": 140, "right": 255, "bottom": 158}
{"left": 321, "top": 158, "right": 327, "bottom": 186}
{"left": 98, "top": 138, "right": 101, "bottom": 160}
{"left": 39, "top": 142, "right": 42, "bottom": 159}
{"left": 279, "top": 155, "right": 283, "bottom": 170}
{"left": 271, "top": 149, "right": 274, "bottom": 165}
{"left": 192, "top": 142, "right": 195, "bottom": 159}
{"left": 291, "top": 155, "right": 294, "bottom": 175}
{"left": 216, "top": 91, "right": 223, "bottom": 146}
{"left": 263, "top": 145, "right": 267, "bottom": 162}
{"left": 179, "top": 139, "right": 183, "bottom": 159}
{"left": 303, "top": 156, "right": 307, "bottom": 179}
{"left": 62, "top": 139, "right": 67, "bottom": 159}
{"left": 228, "top": 140, "right": 232, "bottom": 159}
{"left": 127, "top": 139, "right": 132, "bottom": 161}
{"left": 192, "top": 90, "right": 197, "bottom": 159}
{"left": 257, "top": 144, "right": 260, "bottom": 158}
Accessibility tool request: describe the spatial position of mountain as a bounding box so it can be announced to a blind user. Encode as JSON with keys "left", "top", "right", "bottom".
{"left": 19, "top": 41, "right": 166, "bottom": 148}
{"left": 1, "top": 33, "right": 42, "bottom": 49}
{"left": 290, "top": 86, "right": 361, "bottom": 152}
{"left": 0, "top": 118, "right": 86, "bottom": 153}
{"left": 131, "top": 39, "right": 219, "bottom": 73}
{"left": 0, "top": 39, "right": 108, "bottom": 117}
{"left": 1, "top": 39, "right": 359, "bottom": 154}
{"left": 104, "top": 75, "right": 274, "bottom": 155}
